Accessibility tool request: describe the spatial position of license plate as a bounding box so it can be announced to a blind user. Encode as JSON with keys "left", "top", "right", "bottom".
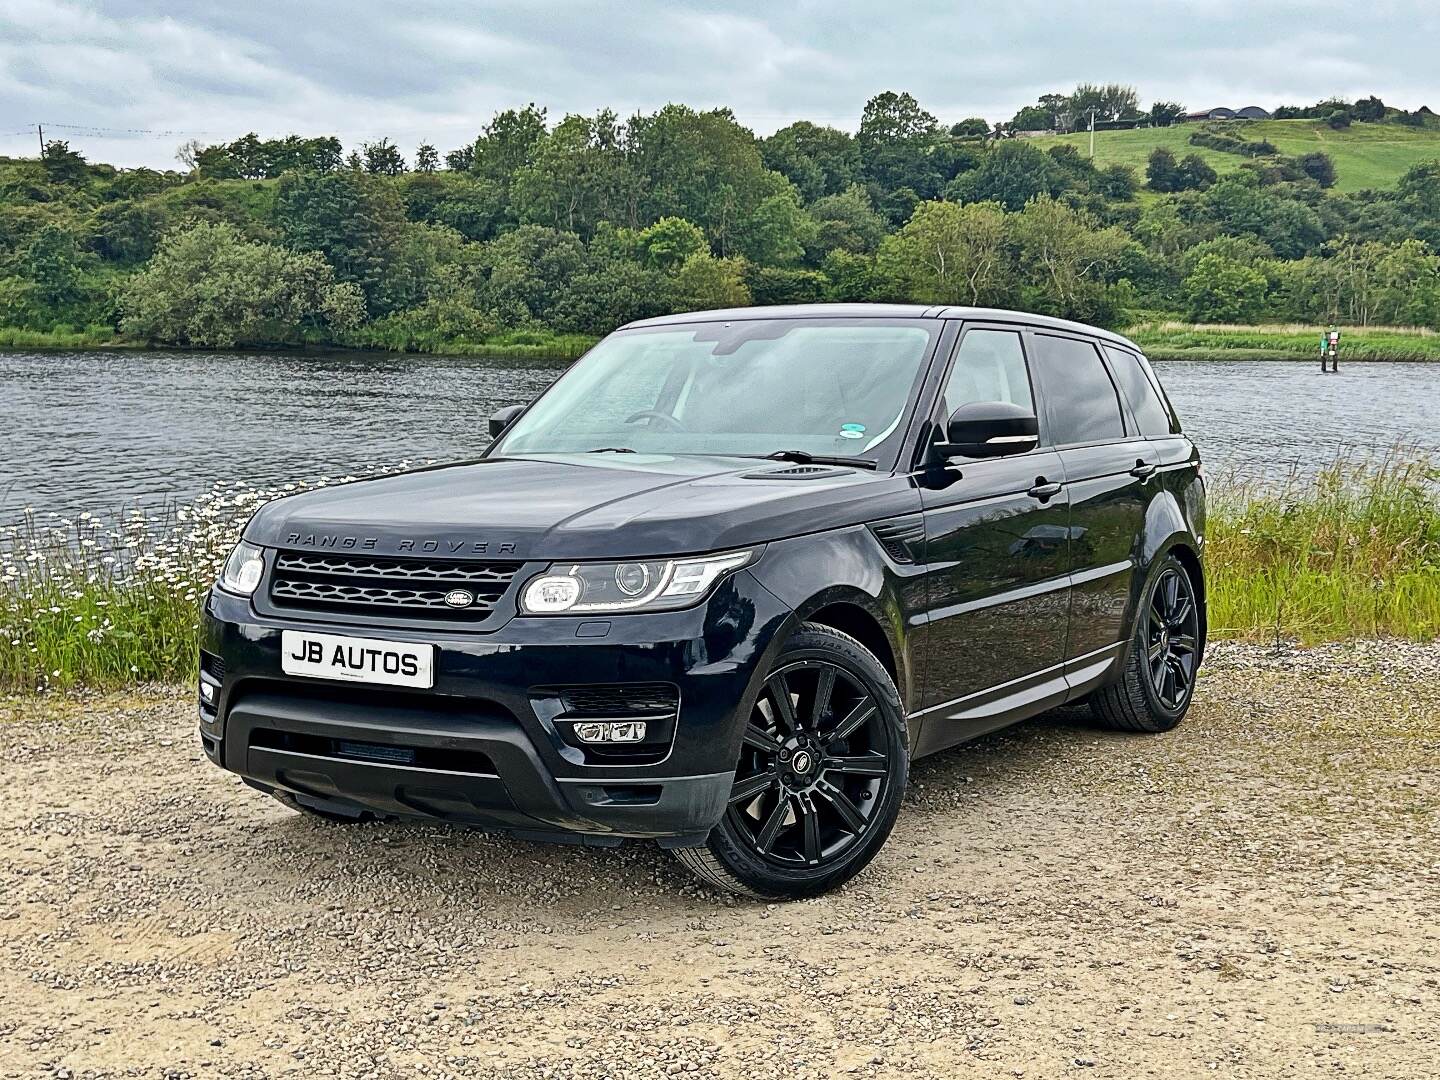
{"left": 280, "top": 630, "right": 434, "bottom": 689}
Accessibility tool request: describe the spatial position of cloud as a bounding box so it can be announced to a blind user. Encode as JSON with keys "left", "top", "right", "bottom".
{"left": 0, "top": 0, "right": 1434, "bottom": 168}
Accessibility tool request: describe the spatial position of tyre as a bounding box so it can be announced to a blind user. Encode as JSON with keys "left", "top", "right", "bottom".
{"left": 674, "top": 622, "right": 908, "bottom": 899}
{"left": 271, "top": 790, "right": 392, "bottom": 824}
{"left": 1089, "top": 553, "right": 1203, "bottom": 733}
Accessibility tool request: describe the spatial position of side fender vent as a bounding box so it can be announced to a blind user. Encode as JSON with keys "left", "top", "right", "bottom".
{"left": 869, "top": 515, "right": 925, "bottom": 564}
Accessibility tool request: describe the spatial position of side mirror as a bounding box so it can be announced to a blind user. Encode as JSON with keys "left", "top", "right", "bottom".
{"left": 935, "top": 400, "right": 1039, "bottom": 459}
{"left": 488, "top": 404, "right": 524, "bottom": 439}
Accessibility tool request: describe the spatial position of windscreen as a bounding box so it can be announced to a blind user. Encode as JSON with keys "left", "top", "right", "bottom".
{"left": 493, "top": 319, "right": 937, "bottom": 461}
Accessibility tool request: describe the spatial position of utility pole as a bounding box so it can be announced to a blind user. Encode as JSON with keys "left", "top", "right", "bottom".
{"left": 37, "top": 123, "right": 44, "bottom": 157}
{"left": 1088, "top": 109, "right": 1096, "bottom": 158}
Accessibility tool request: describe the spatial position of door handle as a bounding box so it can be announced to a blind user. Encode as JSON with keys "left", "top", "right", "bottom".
{"left": 1130, "top": 459, "right": 1158, "bottom": 480}
{"left": 1027, "top": 478, "right": 1063, "bottom": 502}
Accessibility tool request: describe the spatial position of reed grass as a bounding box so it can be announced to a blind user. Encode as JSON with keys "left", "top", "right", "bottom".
{"left": 1207, "top": 454, "right": 1440, "bottom": 643}
{"left": 3, "top": 455, "right": 1437, "bottom": 690}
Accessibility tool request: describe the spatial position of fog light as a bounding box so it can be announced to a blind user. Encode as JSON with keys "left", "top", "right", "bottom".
{"left": 199, "top": 681, "right": 216, "bottom": 703}
{"left": 571, "top": 720, "right": 647, "bottom": 744}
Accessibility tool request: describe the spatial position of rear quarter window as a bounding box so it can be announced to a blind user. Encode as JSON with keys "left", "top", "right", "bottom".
{"left": 1103, "top": 345, "right": 1180, "bottom": 436}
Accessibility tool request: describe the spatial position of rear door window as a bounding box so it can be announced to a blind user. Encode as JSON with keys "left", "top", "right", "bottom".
{"left": 1030, "top": 334, "right": 1125, "bottom": 446}
{"left": 1104, "top": 345, "right": 1176, "bottom": 437}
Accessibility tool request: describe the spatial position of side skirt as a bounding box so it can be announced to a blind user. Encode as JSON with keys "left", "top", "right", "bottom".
{"left": 908, "top": 642, "right": 1126, "bottom": 758}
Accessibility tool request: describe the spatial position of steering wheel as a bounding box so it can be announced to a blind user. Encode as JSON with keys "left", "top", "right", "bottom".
{"left": 624, "top": 410, "right": 688, "bottom": 432}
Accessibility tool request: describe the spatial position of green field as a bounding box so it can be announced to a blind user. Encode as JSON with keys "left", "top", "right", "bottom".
{"left": 1031, "top": 119, "right": 1440, "bottom": 193}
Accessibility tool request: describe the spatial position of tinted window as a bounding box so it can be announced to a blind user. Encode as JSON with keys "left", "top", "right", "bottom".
{"left": 1031, "top": 334, "right": 1124, "bottom": 445}
{"left": 1104, "top": 346, "right": 1177, "bottom": 436}
{"left": 941, "top": 329, "right": 1033, "bottom": 416}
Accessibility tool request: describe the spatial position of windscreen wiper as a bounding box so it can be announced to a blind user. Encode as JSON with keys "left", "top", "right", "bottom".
{"left": 588, "top": 447, "right": 637, "bottom": 454}
{"left": 761, "top": 450, "right": 877, "bottom": 470}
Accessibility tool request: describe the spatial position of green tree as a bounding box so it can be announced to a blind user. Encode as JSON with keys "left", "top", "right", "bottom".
{"left": 1352, "top": 95, "right": 1386, "bottom": 122}
{"left": 1295, "top": 151, "right": 1336, "bottom": 188}
{"left": 670, "top": 253, "right": 750, "bottom": 311}
{"left": 627, "top": 105, "right": 789, "bottom": 257}
{"left": 414, "top": 143, "right": 439, "bottom": 173}
{"left": 511, "top": 111, "right": 636, "bottom": 236}
{"left": 634, "top": 216, "right": 708, "bottom": 270}
{"left": 950, "top": 118, "right": 990, "bottom": 140}
{"left": 119, "top": 221, "right": 363, "bottom": 347}
{"left": 857, "top": 91, "right": 943, "bottom": 200}
{"left": 1066, "top": 83, "right": 1141, "bottom": 125}
{"left": 362, "top": 139, "right": 406, "bottom": 176}
{"left": 272, "top": 170, "right": 409, "bottom": 313}
{"left": 548, "top": 257, "right": 674, "bottom": 335}
{"left": 1196, "top": 171, "right": 1325, "bottom": 258}
{"left": 1148, "top": 101, "right": 1186, "bottom": 127}
{"left": 11, "top": 224, "right": 90, "bottom": 306}
{"left": 948, "top": 141, "right": 1064, "bottom": 210}
{"left": 1010, "top": 196, "right": 1134, "bottom": 326}
{"left": 876, "top": 200, "right": 1013, "bottom": 305}
{"left": 1098, "top": 163, "right": 1139, "bottom": 200}
{"left": 478, "top": 224, "right": 587, "bottom": 325}
{"left": 41, "top": 141, "right": 89, "bottom": 185}
{"left": 1178, "top": 153, "right": 1218, "bottom": 191}
{"left": 1183, "top": 253, "right": 1268, "bottom": 321}
{"left": 761, "top": 122, "right": 859, "bottom": 202}
{"left": 1146, "top": 147, "right": 1182, "bottom": 192}
{"left": 806, "top": 184, "right": 888, "bottom": 258}
{"left": 469, "top": 104, "right": 549, "bottom": 191}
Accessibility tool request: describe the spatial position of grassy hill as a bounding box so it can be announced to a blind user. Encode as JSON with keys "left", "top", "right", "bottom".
{"left": 1030, "top": 119, "right": 1440, "bottom": 193}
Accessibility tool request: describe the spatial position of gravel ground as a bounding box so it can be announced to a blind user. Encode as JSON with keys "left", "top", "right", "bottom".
{"left": 2, "top": 641, "right": 1438, "bottom": 1079}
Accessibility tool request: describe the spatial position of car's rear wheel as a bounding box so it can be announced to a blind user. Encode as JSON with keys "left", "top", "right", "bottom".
{"left": 1089, "top": 553, "right": 1202, "bottom": 733}
{"left": 673, "top": 622, "right": 908, "bottom": 899}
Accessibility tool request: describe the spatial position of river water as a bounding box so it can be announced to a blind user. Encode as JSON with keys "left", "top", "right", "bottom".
{"left": 2, "top": 349, "right": 1437, "bottom": 524}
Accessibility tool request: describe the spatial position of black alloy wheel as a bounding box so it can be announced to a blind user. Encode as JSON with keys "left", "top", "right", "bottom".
{"left": 727, "top": 661, "right": 892, "bottom": 868}
{"left": 1089, "top": 553, "right": 1205, "bottom": 734}
{"left": 674, "top": 622, "right": 908, "bottom": 898}
{"left": 1144, "top": 563, "right": 1200, "bottom": 711}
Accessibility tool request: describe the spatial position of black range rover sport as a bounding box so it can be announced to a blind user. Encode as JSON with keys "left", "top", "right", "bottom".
{"left": 200, "top": 304, "right": 1205, "bottom": 898}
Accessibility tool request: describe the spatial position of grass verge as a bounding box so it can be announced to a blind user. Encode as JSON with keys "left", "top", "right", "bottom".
{"left": 1129, "top": 320, "right": 1440, "bottom": 362}
{"left": 3, "top": 457, "right": 1437, "bottom": 690}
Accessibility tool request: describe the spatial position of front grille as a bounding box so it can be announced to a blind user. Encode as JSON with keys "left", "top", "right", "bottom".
{"left": 268, "top": 551, "right": 522, "bottom": 621}
{"left": 550, "top": 683, "right": 680, "bottom": 718}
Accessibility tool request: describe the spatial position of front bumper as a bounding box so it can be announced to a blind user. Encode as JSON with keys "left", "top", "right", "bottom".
{"left": 199, "top": 571, "right": 790, "bottom": 844}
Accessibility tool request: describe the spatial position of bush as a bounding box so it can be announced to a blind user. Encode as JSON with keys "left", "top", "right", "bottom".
{"left": 1183, "top": 253, "right": 1269, "bottom": 321}
{"left": 120, "top": 221, "right": 364, "bottom": 347}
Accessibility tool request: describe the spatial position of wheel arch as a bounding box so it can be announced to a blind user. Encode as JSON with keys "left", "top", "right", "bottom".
{"left": 749, "top": 527, "right": 920, "bottom": 714}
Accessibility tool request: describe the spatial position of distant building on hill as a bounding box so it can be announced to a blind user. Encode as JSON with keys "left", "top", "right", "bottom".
{"left": 1183, "top": 105, "right": 1272, "bottom": 121}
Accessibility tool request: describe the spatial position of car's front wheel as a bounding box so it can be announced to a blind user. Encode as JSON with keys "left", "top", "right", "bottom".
{"left": 673, "top": 622, "right": 908, "bottom": 899}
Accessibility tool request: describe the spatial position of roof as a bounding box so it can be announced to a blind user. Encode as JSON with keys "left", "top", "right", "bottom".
{"left": 621, "top": 303, "right": 1143, "bottom": 353}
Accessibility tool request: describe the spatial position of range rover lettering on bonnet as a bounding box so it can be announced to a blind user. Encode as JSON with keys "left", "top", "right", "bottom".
{"left": 283, "top": 532, "right": 517, "bottom": 555}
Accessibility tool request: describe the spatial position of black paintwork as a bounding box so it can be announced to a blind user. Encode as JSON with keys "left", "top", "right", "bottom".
{"left": 204, "top": 304, "right": 1204, "bottom": 844}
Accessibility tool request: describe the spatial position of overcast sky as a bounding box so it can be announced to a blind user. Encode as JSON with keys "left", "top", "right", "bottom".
{"left": 2, "top": 0, "right": 1435, "bottom": 170}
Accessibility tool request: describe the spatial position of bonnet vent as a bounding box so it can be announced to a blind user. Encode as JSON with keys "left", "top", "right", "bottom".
{"left": 740, "top": 464, "right": 855, "bottom": 480}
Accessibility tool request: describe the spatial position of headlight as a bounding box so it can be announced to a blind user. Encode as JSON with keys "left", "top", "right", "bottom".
{"left": 519, "top": 549, "right": 756, "bottom": 615}
{"left": 217, "top": 541, "right": 266, "bottom": 596}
